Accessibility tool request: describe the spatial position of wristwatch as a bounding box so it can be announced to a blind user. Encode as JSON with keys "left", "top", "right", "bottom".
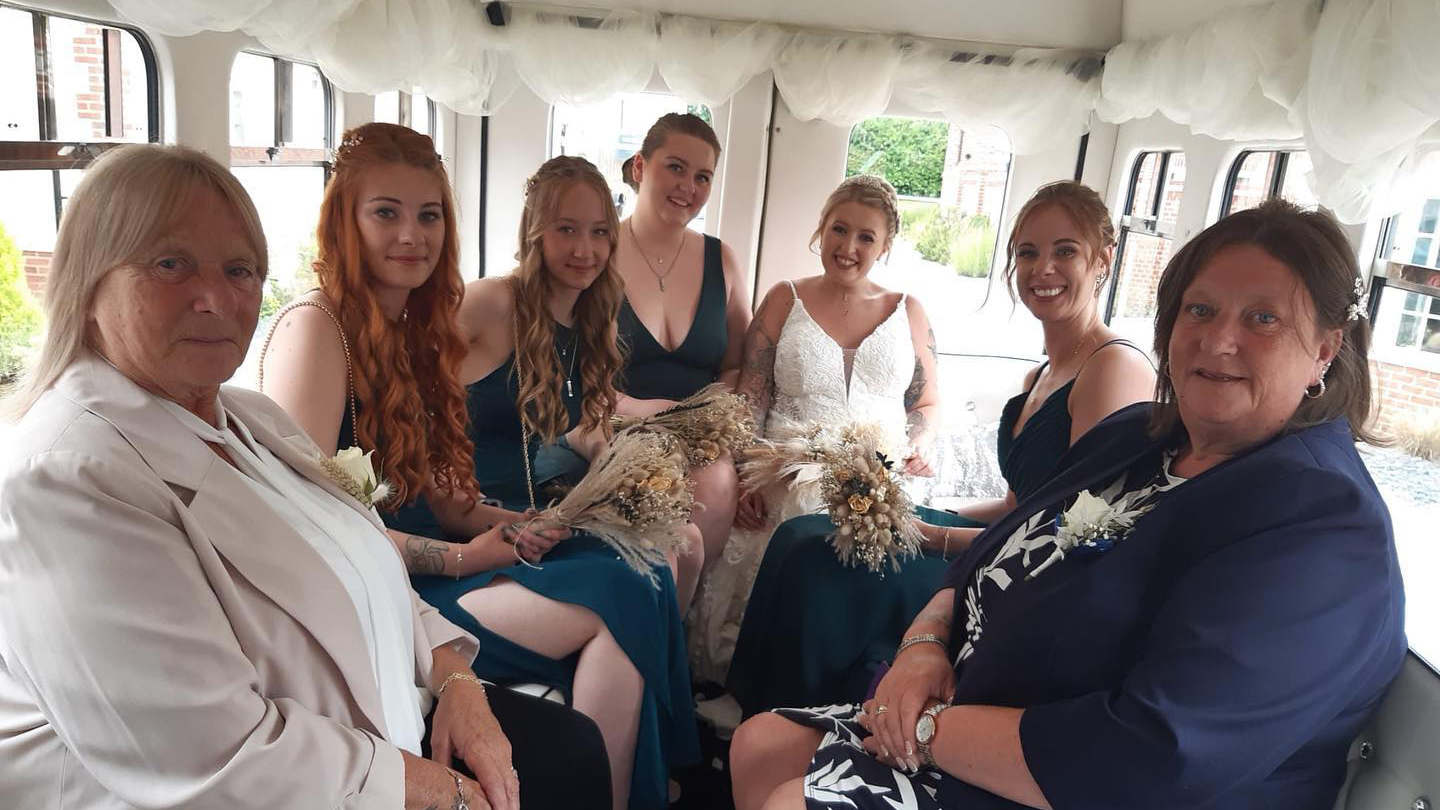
{"left": 915, "top": 701, "right": 950, "bottom": 769}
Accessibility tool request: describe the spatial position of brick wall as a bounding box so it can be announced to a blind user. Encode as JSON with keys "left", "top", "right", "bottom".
{"left": 22, "top": 251, "right": 50, "bottom": 298}
{"left": 71, "top": 28, "right": 109, "bottom": 141}
{"left": 1371, "top": 360, "right": 1440, "bottom": 432}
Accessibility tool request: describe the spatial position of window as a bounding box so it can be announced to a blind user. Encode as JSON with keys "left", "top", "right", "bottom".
{"left": 228, "top": 51, "right": 333, "bottom": 388}
{"left": 375, "top": 90, "right": 437, "bottom": 139}
{"left": 548, "top": 91, "right": 711, "bottom": 228}
{"left": 1221, "top": 149, "right": 1317, "bottom": 215}
{"left": 1106, "top": 150, "right": 1186, "bottom": 352}
{"left": 0, "top": 4, "right": 156, "bottom": 377}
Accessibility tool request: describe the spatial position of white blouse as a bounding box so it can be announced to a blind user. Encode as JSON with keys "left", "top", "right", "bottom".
{"left": 158, "top": 398, "right": 428, "bottom": 754}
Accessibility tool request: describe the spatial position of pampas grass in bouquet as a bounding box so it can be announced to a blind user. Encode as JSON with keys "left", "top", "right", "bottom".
{"left": 739, "top": 421, "right": 922, "bottom": 575}
{"left": 823, "top": 441, "right": 924, "bottom": 575}
{"left": 612, "top": 383, "right": 756, "bottom": 467}
{"left": 536, "top": 428, "right": 694, "bottom": 585}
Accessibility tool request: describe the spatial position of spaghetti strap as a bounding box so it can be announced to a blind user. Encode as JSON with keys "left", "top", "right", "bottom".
{"left": 1080, "top": 337, "right": 1156, "bottom": 373}
{"left": 783, "top": 279, "right": 798, "bottom": 299}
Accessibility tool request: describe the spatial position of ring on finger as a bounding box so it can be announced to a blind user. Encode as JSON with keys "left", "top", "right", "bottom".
{"left": 874, "top": 704, "right": 889, "bottom": 715}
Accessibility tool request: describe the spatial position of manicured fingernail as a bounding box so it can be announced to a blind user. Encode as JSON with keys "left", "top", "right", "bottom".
{"left": 881, "top": 746, "right": 890, "bottom": 759}
{"left": 908, "top": 758, "right": 920, "bottom": 772}
{"left": 905, "top": 741, "right": 914, "bottom": 757}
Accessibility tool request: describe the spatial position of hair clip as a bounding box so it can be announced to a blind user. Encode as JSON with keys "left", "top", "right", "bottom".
{"left": 1347, "top": 276, "right": 1369, "bottom": 322}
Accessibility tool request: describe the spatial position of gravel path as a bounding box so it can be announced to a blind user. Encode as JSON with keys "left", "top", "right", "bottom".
{"left": 1361, "top": 445, "right": 1440, "bottom": 507}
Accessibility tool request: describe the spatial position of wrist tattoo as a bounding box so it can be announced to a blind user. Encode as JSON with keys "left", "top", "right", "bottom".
{"left": 405, "top": 536, "right": 447, "bottom": 575}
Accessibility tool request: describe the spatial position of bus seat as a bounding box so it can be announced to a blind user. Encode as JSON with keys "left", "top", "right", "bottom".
{"left": 1331, "top": 653, "right": 1438, "bottom": 810}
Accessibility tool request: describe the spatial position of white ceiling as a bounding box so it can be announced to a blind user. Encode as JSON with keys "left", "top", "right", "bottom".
{"left": 524, "top": 0, "right": 1126, "bottom": 51}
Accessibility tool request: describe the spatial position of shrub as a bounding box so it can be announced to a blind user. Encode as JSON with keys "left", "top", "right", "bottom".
{"left": 950, "top": 215, "right": 997, "bottom": 278}
{"left": 915, "top": 208, "right": 962, "bottom": 264}
{"left": 260, "top": 240, "right": 319, "bottom": 322}
{"left": 0, "top": 222, "right": 41, "bottom": 383}
{"left": 846, "top": 118, "right": 948, "bottom": 198}
{"left": 900, "top": 204, "right": 937, "bottom": 242}
{"left": 1393, "top": 415, "right": 1440, "bottom": 462}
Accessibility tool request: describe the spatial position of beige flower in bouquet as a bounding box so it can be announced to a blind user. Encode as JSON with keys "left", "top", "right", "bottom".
{"left": 739, "top": 420, "right": 921, "bottom": 574}
{"left": 612, "top": 383, "right": 757, "bottom": 468}
{"left": 823, "top": 439, "right": 923, "bottom": 575}
{"left": 535, "top": 428, "right": 695, "bottom": 585}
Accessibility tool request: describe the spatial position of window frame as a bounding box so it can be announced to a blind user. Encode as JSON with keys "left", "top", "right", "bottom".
{"left": 227, "top": 50, "right": 335, "bottom": 170}
{"left": 1218, "top": 148, "right": 1303, "bottom": 218}
{"left": 1104, "top": 149, "right": 1182, "bottom": 324}
{"left": 0, "top": 2, "right": 159, "bottom": 233}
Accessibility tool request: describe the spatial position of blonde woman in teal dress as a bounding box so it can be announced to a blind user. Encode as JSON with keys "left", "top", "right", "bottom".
{"left": 726, "top": 181, "right": 1157, "bottom": 716}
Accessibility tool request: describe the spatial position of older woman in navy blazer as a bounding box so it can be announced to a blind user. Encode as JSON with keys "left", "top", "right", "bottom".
{"left": 730, "top": 199, "right": 1406, "bottom": 810}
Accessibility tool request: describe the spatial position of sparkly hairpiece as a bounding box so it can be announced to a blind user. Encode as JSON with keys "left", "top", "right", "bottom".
{"left": 332, "top": 133, "right": 365, "bottom": 163}
{"left": 1347, "top": 277, "right": 1369, "bottom": 323}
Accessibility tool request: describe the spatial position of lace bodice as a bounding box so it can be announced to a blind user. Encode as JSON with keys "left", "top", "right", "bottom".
{"left": 769, "top": 282, "right": 914, "bottom": 454}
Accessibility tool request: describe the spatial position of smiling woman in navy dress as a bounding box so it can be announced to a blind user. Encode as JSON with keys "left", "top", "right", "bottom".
{"left": 730, "top": 199, "right": 1406, "bottom": 810}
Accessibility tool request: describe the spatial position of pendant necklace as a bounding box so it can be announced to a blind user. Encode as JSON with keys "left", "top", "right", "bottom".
{"left": 628, "top": 220, "right": 684, "bottom": 292}
{"left": 559, "top": 330, "right": 580, "bottom": 398}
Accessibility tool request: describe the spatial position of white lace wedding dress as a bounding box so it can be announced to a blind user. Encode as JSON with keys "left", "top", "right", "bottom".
{"left": 689, "top": 281, "right": 916, "bottom": 686}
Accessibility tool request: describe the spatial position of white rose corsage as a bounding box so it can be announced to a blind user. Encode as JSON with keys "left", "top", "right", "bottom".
{"left": 318, "top": 446, "right": 392, "bottom": 508}
{"left": 1026, "top": 489, "right": 1154, "bottom": 580}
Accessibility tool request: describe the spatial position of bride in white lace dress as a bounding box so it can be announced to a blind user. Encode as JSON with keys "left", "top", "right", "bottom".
{"left": 689, "top": 176, "right": 944, "bottom": 685}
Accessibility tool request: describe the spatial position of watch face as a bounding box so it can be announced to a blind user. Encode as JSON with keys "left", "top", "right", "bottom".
{"left": 916, "top": 713, "right": 936, "bottom": 745}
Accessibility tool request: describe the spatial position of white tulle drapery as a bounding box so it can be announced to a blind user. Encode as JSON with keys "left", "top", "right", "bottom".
{"left": 772, "top": 32, "right": 903, "bottom": 127}
{"left": 409, "top": 0, "right": 516, "bottom": 117}
{"left": 505, "top": 7, "right": 657, "bottom": 107}
{"left": 1296, "top": 0, "right": 1440, "bottom": 222}
{"left": 894, "top": 43, "right": 1099, "bottom": 155}
{"left": 655, "top": 17, "right": 786, "bottom": 108}
{"left": 1097, "top": 0, "right": 1315, "bottom": 141}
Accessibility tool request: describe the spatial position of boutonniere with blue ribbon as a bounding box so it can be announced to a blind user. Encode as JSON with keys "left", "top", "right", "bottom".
{"left": 1026, "top": 489, "right": 1154, "bottom": 580}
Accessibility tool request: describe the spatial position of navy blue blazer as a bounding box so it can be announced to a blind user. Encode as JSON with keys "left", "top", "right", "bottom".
{"left": 938, "top": 404, "right": 1406, "bottom": 810}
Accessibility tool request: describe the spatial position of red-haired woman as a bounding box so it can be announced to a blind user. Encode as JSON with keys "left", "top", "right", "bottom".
{"left": 261, "top": 123, "right": 610, "bottom": 810}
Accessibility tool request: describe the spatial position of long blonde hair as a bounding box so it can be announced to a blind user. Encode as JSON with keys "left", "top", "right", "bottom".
{"left": 3, "top": 144, "right": 267, "bottom": 419}
{"left": 309, "top": 122, "right": 477, "bottom": 507}
{"left": 511, "top": 156, "right": 625, "bottom": 443}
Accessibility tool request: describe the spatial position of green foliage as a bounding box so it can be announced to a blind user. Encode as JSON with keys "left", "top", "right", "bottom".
{"left": 687, "top": 104, "right": 713, "bottom": 127}
{"left": 0, "top": 222, "right": 41, "bottom": 382}
{"left": 900, "top": 207, "right": 996, "bottom": 278}
{"left": 846, "top": 118, "right": 948, "bottom": 198}
{"left": 260, "top": 240, "right": 319, "bottom": 322}
{"left": 950, "top": 215, "right": 997, "bottom": 278}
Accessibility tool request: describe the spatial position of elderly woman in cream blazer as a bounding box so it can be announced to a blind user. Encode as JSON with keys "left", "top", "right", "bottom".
{"left": 0, "top": 145, "right": 609, "bottom": 810}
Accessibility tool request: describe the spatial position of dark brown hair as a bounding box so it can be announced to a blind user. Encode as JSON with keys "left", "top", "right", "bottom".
{"left": 638, "top": 112, "right": 721, "bottom": 162}
{"left": 1150, "top": 198, "right": 1379, "bottom": 445}
{"left": 1001, "top": 180, "right": 1116, "bottom": 303}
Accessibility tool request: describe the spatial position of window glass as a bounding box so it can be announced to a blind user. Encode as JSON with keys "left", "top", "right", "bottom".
{"left": 845, "top": 118, "right": 1022, "bottom": 361}
{"left": 1127, "top": 152, "right": 1161, "bottom": 219}
{"left": 1227, "top": 151, "right": 1280, "bottom": 214}
{"left": 230, "top": 165, "right": 324, "bottom": 388}
{"left": 1109, "top": 150, "right": 1186, "bottom": 353}
{"left": 549, "top": 91, "right": 711, "bottom": 226}
{"left": 288, "top": 62, "right": 326, "bottom": 148}
{"left": 229, "top": 52, "right": 275, "bottom": 148}
{"left": 0, "top": 7, "right": 39, "bottom": 140}
{"left": 1278, "top": 150, "right": 1318, "bottom": 208}
{"left": 410, "top": 92, "right": 432, "bottom": 138}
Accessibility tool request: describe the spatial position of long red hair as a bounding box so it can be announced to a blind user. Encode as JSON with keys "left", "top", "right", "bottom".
{"left": 314, "top": 122, "right": 478, "bottom": 507}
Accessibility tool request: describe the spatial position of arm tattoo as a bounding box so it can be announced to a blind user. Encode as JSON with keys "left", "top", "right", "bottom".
{"left": 906, "top": 408, "right": 928, "bottom": 442}
{"left": 903, "top": 356, "right": 925, "bottom": 411}
{"left": 925, "top": 326, "right": 938, "bottom": 362}
{"left": 917, "top": 602, "right": 953, "bottom": 631}
{"left": 736, "top": 320, "right": 777, "bottom": 425}
{"left": 404, "top": 535, "right": 447, "bottom": 575}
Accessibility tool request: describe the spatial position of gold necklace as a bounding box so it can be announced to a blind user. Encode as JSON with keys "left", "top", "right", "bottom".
{"left": 628, "top": 220, "right": 684, "bottom": 292}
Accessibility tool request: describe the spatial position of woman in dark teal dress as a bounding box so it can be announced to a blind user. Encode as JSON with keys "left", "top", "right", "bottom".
{"left": 726, "top": 181, "right": 1157, "bottom": 717}
{"left": 613, "top": 112, "right": 753, "bottom": 584}
{"left": 435, "top": 156, "right": 699, "bottom": 810}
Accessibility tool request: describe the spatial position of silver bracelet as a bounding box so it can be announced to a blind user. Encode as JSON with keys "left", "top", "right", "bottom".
{"left": 896, "top": 633, "right": 947, "bottom": 658}
{"left": 450, "top": 769, "right": 470, "bottom": 810}
{"left": 454, "top": 545, "right": 463, "bottom": 580}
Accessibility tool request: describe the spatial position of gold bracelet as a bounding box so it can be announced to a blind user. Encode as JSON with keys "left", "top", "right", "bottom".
{"left": 941, "top": 527, "right": 952, "bottom": 561}
{"left": 437, "top": 670, "right": 486, "bottom": 697}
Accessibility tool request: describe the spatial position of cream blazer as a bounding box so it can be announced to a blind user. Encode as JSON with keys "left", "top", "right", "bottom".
{"left": 0, "top": 354, "right": 478, "bottom": 810}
